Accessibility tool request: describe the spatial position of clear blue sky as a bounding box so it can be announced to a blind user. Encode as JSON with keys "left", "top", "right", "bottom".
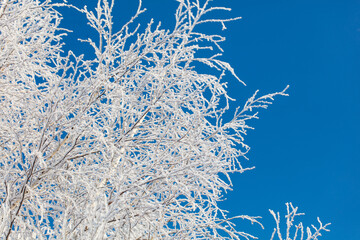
{"left": 61, "top": 0, "right": 359, "bottom": 239}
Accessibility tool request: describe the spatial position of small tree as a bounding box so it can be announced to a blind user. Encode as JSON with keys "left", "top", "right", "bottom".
{"left": 0, "top": 0, "right": 329, "bottom": 239}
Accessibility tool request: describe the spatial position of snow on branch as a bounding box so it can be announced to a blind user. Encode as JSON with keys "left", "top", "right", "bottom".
{"left": 270, "top": 203, "right": 331, "bottom": 240}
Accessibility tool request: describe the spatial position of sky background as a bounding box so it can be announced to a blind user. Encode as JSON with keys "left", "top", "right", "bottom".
{"left": 61, "top": 0, "right": 360, "bottom": 239}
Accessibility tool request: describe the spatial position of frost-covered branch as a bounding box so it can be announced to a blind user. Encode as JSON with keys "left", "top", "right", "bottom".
{"left": 270, "top": 203, "right": 331, "bottom": 240}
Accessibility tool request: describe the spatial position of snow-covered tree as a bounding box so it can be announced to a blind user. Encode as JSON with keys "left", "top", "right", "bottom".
{"left": 0, "top": 0, "right": 329, "bottom": 239}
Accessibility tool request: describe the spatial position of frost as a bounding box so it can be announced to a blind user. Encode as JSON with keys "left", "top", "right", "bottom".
{"left": 0, "top": 0, "right": 329, "bottom": 239}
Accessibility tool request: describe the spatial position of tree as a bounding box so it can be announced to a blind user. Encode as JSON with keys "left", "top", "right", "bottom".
{"left": 0, "top": 0, "right": 329, "bottom": 239}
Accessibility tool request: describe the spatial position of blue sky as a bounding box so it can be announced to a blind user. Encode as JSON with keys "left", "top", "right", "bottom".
{"left": 61, "top": 0, "right": 359, "bottom": 239}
